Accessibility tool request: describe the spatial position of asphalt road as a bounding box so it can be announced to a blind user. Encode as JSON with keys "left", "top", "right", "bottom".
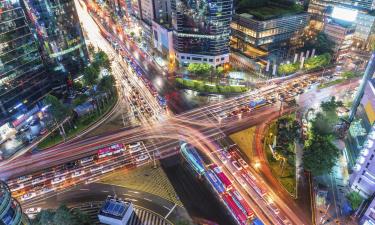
{"left": 21, "top": 182, "right": 188, "bottom": 223}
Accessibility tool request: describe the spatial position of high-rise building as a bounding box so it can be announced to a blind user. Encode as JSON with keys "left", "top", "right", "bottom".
{"left": 0, "top": 181, "right": 30, "bottom": 225}
{"left": 22, "top": 0, "right": 88, "bottom": 85}
{"left": 171, "top": 0, "right": 233, "bottom": 66}
{"left": 0, "top": 0, "right": 50, "bottom": 119}
{"left": 359, "top": 195, "right": 375, "bottom": 225}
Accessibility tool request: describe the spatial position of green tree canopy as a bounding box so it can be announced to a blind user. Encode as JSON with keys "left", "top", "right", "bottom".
{"left": 44, "top": 94, "right": 70, "bottom": 121}
{"left": 311, "top": 97, "right": 343, "bottom": 135}
{"left": 98, "top": 75, "right": 115, "bottom": 93}
{"left": 303, "top": 134, "right": 340, "bottom": 175}
{"left": 304, "top": 33, "right": 335, "bottom": 55}
{"left": 33, "top": 205, "right": 91, "bottom": 225}
{"left": 95, "top": 50, "right": 111, "bottom": 71}
{"left": 346, "top": 191, "right": 364, "bottom": 210}
{"left": 73, "top": 94, "right": 89, "bottom": 106}
{"left": 83, "top": 65, "right": 100, "bottom": 87}
{"left": 304, "top": 53, "right": 331, "bottom": 71}
{"left": 187, "top": 63, "right": 212, "bottom": 76}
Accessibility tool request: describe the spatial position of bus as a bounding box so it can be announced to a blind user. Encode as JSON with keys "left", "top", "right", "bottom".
{"left": 210, "top": 164, "right": 232, "bottom": 189}
{"left": 230, "top": 189, "right": 254, "bottom": 218}
{"left": 97, "top": 144, "right": 125, "bottom": 159}
{"left": 222, "top": 193, "right": 247, "bottom": 225}
{"left": 205, "top": 170, "right": 225, "bottom": 194}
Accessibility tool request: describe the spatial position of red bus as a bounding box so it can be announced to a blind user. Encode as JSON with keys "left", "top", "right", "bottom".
{"left": 210, "top": 164, "right": 232, "bottom": 189}
{"left": 230, "top": 189, "right": 254, "bottom": 218}
{"left": 222, "top": 193, "right": 247, "bottom": 225}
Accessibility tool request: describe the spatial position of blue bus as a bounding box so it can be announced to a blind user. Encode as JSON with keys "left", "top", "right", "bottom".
{"left": 205, "top": 170, "right": 225, "bottom": 194}
{"left": 180, "top": 143, "right": 205, "bottom": 174}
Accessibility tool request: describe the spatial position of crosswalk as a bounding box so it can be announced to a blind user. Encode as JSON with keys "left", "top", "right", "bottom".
{"left": 127, "top": 207, "right": 172, "bottom": 225}
{"left": 73, "top": 201, "right": 172, "bottom": 225}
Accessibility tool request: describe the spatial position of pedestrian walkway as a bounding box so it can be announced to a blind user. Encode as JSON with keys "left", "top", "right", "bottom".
{"left": 74, "top": 202, "right": 173, "bottom": 225}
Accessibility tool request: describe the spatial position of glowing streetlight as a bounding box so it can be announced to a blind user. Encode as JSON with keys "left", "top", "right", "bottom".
{"left": 254, "top": 162, "right": 261, "bottom": 169}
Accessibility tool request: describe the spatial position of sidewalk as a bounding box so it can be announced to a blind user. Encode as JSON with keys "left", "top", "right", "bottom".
{"left": 313, "top": 139, "right": 355, "bottom": 225}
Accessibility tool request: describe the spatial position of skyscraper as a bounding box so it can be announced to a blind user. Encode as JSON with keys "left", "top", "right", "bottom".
{"left": 0, "top": 181, "right": 30, "bottom": 225}
{"left": 171, "top": 0, "right": 233, "bottom": 66}
{"left": 22, "top": 0, "right": 88, "bottom": 85}
{"left": 0, "top": 0, "right": 50, "bottom": 118}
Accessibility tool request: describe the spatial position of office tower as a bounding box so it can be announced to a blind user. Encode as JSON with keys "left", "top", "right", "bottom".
{"left": 0, "top": 181, "right": 30, "bottom": 225}
{"left": 0, "top": 0, "right": 50, "bottom": 119}
{"left": 22, "top": 0, "right": 88, "bottom": 85}
{"left": 171, "top": 0, "right": 233, "bottom": 66}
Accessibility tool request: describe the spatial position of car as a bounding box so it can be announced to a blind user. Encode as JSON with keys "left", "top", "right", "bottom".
{"left": 232, "top": 160, "right": 242, "bottom": 171}
{"left": 51, "top": 176, "right": 65, "bottom": 185}
{"left": 72, "top": 170, "right": 85, "bottom": 178}
{"left": 136, "top": 154, "right": 149, "bottom": 162}
{"left": 10, "top": 184, "right": 24, "bottom": 192}
{"left": 32, "top": 177, "right": 47, "bottom": 185}
{"left": 39, "top": 187, "right": 53, "bottom": 194}
{"left": 217, "top": 152, "right": 227, "bottom": 163}
{"left": 90, "top": 165, "right": 103, "bottom": 173}
{"left": 223, "top": 151, "right": 231, "bottom": 159}
{"left": 25, "top": 207, "right": 41, "bottom": 214}
{"left": 127, "top": 142, "right": 141, "bottom": 149}
{"left": 238, "top": 159, "right": 249, "bottom": 168}
{"left": 268, "top": 202, "right": 280, "bottom": 214}
{"left": 17, "top": 175, "right": 32, "bottom": 183}
{"left": 21, "top": 192, "right": 36, "bottom": 201}
{"left": 101, "top": 167, "right": 114, "bottom": 174}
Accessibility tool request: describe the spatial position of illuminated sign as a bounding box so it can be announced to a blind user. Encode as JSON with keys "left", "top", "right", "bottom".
{"left": 331, "top": 7, "right": 358, "bottom": 22}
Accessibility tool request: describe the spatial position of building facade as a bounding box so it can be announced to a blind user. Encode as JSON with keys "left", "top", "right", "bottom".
{"left": 354, "top": 12, "right": 375, "bottom": 48}
{"left": 360, "top": 195, "right": 375, "bottom": 225}
{"left": 171, "top": 0, "right": 233, "bottom": 66}
{"left": 153, "top": 0, "right": 171, "bottom": 24}
{"left": 0, "top": 0, "right": 50, "bottom": 120}
{"left": 348, "top": 79, "right": 375, "bottom": 197}
{"left": 22, "top": 0, "right": 88, "bottom": 85}
{"left": 98, "top": 197, "right": 134, "bottom": 225}
{"left": 230, "top": 13, "right": 310, "bottom": 59}
{"left": 323, "top": 21, "right": 355, "bottom": 56}
{"left": 0, "top": 181, "right": 30, "bottom": 225}
{"left": 140, "top": 0, "right": 154, "bottom": 25}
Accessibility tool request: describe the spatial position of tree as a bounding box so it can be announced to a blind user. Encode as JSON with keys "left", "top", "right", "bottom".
{"left": 73, "top": 94, "right": 89, "bottom": 106}
{"left": 44, "top": 94, "right": 70, "bottom": 121}
{"left": 311, "top": 97, "right": 343, "bottom": 135}
{"left": 304, "top": 33, "right": 335, "bottom": 55}
{"left": 73, "top": 81, "right": 83, "bottom": 91}
{"left": 98, "top": 75, "right": 115, "bottom": 93}
{"left": 303, "top": 134, "right": 340, "bottom": 175}
{"left": 32, "top": 205, "right": 91, "bottom": 225}
{"left": 83, "top": 65, "right": 99, "bottom": 87}
{"left": 95, "top": 50, "right": 111, "bottom": 71}
{"left": 187, "top": 63, "right": 212, "bottom": 77}
{"left": 346, "top": 191, "right": 363, "bottom": 210}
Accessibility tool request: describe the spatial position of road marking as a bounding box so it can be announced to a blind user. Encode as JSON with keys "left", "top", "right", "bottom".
{"left": 143, "top": 198, "right": 152, "bottom": 202}
{"left": 164, "top": 204, "right": 177, "bottom": 219}
{"left": 101, "top": 190, "right": 109, "bottom": 193}
{"left": 122, "top": 193, "right": 133, "bottom": 197}
{"left": 129, "top": 190, "right": 139, "bottom": 194}
{"left": 162, "top": 205, "right": 170, "bottom": 211}
{"left": 79, "top": 188, "right": 90, "bottom": 191}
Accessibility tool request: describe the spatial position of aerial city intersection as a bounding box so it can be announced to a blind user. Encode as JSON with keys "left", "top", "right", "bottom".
{"left": 1, "top": 0, "right": 375, "bottom": 224}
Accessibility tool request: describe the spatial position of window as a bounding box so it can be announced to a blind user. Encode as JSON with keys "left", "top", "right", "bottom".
{"left": 362, "top": 170, "right": 366, "bottom": 175}
{"left": 358, "top": 178, "right": 362, "bottom": 183}
{"left": 203, "top": 58, "right": 207, "bottom": 61}
{"left": 366, "top": 163, "right": 370, "bottom": 168}
{"left": 370, "top": 154, "right": 374, "bottom": 160}
{"left": 187, "top": 57, "right": 190, "bottom": 60}
{"left": 192, "top": 57, "right": 201, "bottom": 61}
{"left": 181, "top": 56, "right": 185, "bottom": 59}
{"left": 209, "top": 59, "right": 213, "bottom": 62}
{"left": 216, "top": 58, "right": 219, "bottom": 62}
{"left": 221, "top": 57, "right": 224, "bottom": 61}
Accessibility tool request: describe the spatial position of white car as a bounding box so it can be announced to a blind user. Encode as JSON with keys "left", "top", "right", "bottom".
{"left": 268, "top": 202, "right": 280, "bottom": 214}
{"left": 32, "top": 177, "right": 47, "bottom": 185}
{"left": 232, "top": 160, "right": 242, "bottom": 171}
{"left": 90, "top": 165, "right": 103, "bottom": 173}
{"left": 101, "top": 167, "right": 114, "bottom": 174}
{"left": 238, "top": 159, "right": 249, "bottom": 168}
{"left": 26, "top": 207, "right": 41, "bottom": 214}
{"left": 136, "top": 154, "right": 149, "bottom": 162}
{"left": 127, "top": 142, "right": 141, "bottom": 149}
{"left": 51, "top": 176, "right": 65, "bottom": 185}
{"left": 72, "top": 170, "right": 85, "bottom": 178}
{"left": 10, "top": 184, "right": 24, "bottom": 192}
{"left": 129, "top": 146, "right": 142, "bottom": 154}
{"left": 39, "top": 187, "right": 53, "bottom": 194}
{"left": 17, "top": 175, "right": 32, "bottom": 183}
{"left": 223, "top": 151, "right": 231, "bottom": 159}
{"left": 21, "top": 192, "right": 36, "bottom": 201}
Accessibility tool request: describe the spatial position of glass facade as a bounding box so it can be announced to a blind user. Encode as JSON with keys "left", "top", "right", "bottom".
{"left": 0, "top": 0, "right": 50, "bottom": 118}
{"left": 22, "top": 0, "right": 88, "bottom": 84}
{"left": 0, "top": 181, "right": 30, "bottom": 225}
{"left": 171, "top": 0, "right": 233, "bottom": 57}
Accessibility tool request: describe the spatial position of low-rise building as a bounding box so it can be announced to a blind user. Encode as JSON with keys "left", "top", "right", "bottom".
{"left": 323, "top": 21, "right": 355, "bottom": 58}
{"left": 230, "top": 9, "right": 309, "bottom": 60}
{"left": 98, "top": 196, "right": 134, "bottom": 225}
{"left": 152, "top": 21, "right": 174, "bottom": 60}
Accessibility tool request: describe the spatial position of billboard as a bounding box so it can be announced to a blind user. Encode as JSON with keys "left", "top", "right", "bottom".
{"left": 331, "top": 7, "right": 358, "bottom": 22}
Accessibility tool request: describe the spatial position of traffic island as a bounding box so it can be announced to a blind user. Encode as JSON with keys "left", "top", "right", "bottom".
{"left": 175, "top": 78, "right": 249, "bottom": 94}
{"left": 263, "top": 115, "right": 299, "bottom": 197}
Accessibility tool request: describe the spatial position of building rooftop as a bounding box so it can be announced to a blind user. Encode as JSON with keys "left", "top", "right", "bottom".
{"left": 238, "top": 3, "right": 304, "bottom": 21}
{"left": 99, "top": 197, "right": 131, "bottom": 220}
